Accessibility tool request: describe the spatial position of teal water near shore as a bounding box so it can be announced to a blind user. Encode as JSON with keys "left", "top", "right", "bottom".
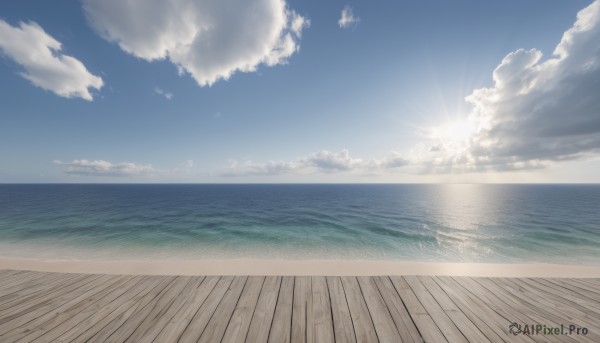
{"left": 0, "top": 184, "right": 598, "bottom": 264}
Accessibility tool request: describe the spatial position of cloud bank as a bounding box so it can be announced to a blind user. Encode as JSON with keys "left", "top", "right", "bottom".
{"left": 0, "top": 21, "right": 103, "bottom": 100}
{"left": 338, "top": 6, "right": 360, "bottom": 29}
{"left": 422, "top": 0, "right": 600, "bottom": 173}
{"left": 82, "top": 0, "right": 309, "bottom": 87}
{"left": 224, "top": 150, "right": 408, "bottom": 176}
{"left": 54, "top": 160, "right": 154, "bottom": 177}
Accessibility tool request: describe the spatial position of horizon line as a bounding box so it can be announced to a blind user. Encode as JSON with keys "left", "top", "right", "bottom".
{"left": 1, "top": 182, "right": 599, "bottom": 185}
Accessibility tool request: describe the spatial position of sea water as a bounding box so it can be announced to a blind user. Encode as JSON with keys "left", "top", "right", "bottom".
{"left": 0, "top": 184, "right": 598, "bottom": 264}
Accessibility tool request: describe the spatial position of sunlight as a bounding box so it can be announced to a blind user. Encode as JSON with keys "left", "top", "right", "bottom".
{"left": 430, "top": 119, "right": 476, "bottom": 144}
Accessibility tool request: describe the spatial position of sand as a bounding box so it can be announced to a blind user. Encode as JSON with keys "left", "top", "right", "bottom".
{"left": 1, "top": 257, "right": 600, "bottom": 277}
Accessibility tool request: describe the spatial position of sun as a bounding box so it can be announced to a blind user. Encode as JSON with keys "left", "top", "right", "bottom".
{"left": 431, "top": 120, "right": 476, "bottom": 144}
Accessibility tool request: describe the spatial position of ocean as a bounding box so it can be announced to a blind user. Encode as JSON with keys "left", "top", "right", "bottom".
{"left": 0, "top": 184, "right": 598, "bottom": 264}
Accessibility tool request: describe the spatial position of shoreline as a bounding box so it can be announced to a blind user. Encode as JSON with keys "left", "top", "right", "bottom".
{"left": 1, "top": 257, "right": 600, "bottom": 277}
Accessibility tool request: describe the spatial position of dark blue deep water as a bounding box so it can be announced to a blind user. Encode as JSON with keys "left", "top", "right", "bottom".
{"left": 0, "top": 184, "right": 598, "bottom": 264}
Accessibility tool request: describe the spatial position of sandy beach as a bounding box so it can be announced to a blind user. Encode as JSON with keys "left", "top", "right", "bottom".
{"left": 1, "top": 257, "right": 600, "bottom": 277}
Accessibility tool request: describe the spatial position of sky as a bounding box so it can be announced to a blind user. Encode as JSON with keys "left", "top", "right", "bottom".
{"left": 1, "top": 0, "right": 599, "bottom": 183}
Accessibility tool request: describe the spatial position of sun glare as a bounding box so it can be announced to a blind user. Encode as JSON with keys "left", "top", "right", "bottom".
{"left": 431, "top": 120, "right": 476, "bottom": 144}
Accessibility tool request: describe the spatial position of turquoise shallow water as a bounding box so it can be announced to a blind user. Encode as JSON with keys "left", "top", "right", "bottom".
{"left": 0, "top": 184, "right": 598, "bottom": 264}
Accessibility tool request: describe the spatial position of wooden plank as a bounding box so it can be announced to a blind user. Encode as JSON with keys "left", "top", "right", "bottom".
{"left": 198, "top": 276, "right": 248, "bottom": 343}
{"left": 246, "top": 276, "right": 282, "bottom": 343}
{"left": 535, "top": 279, "right": 600, "bottom": 309}
{"left": 577, "top": 278, "right": 600, "bottom": 287}
{"left": 1, "top": 274, "right": 129, "bottom": 342}
{"left": 0, "top": 273, "right": 35, "bottom": 291}
{"left": 0, "top": 272, "right": 65, "bottom": 303}
{"left": 129, "top": 276, "right": 206, "bottom": 343}
{"left": 0, "top": 274, "right": 106, "bottom": 335}
{"left": 521, "top": 278, "right": 600, "bottom": 316}
{"left": 434, "top": 276, "right": 531, "bottom": 343}
{"left": 565, "top": 278, "right": 600, "bottom": 293}
{"left": 221, "top": 276, "right": 265, "bottom": 343}
{"left": 178, "top": 276, "right": 235, "bottom": 342}
{"left": 449, "top": 276, "right": 551, "bottom": 343}
{"left": 547, "top": 278, "right": 600, "bottom": 303}
{"left": 357, "top": 276, "right": 401, "bottom": 343}
{"left": 390, "top": 276, "right": 448, "bottom": 343}
{"left": 103, "top": 276, "right": 190, "bottom": 342}
{"left": 326, "top": 276, "right": 357, "bottom": 343}
{"left": 494, "top": 277, "right": 600, "bottom": 342}
{"left": 153, "top": 276, "right": 220, "bottom": 342}
{"left": 559, "top": 279, "right": 600, "bottom": 298}
{"left": 417, "top": 276, "right": 492, "bottom": 343}
{"left": 84, "top": 276, "right": 178, "bottom": 343}
{"left": 0, "top": 274, "right": 104, "bottom": 331}
{"left": 0, "top": 272, "right": 82, "bottom": 310}
{"left": 0, "top": 273, "right": 65, "bottom": 307}
{"left": 571, "top": 278, "right": 600, "bottom": 293}
{"left": 403, "top": 276, "right": 468, "bottom": 343}
{"left": 4, "top": 270, "right": 600, "bottom": 343}
{"left": 340, "top": 276, "right": 378, "bottom": 343}
{"left": 513, "top": 278, "right": 600, "bottom": 321}
{"left": 26, "top": 275, "right": 144, "bottom": 342}
{"left": 122, "top": 276, "right": 196, "bottom": 342}
{"left": 292, "top": 276, "right": 313, "bottom": 343}
{"left": 312, "top": 276, "right": 335, "bottom": 343}
{"left": 467, "top": 277, "right": 580, "bottom": 343}
{"left": 463, "top": 277, "right": 558, "bottom": 343}
{"left": 0, "top": 270, "right": 30, "bottom": 281}
{"left": 495, "top": 277, "right": 597, "bottom": 327}
{"left": 0, "top": 272, "right": 25, "bottom": 288}
{"left": 268, "top": 276, "right": 294, "bottom": 343}
{"left": 0, "top": 271, "right": 47, "bottom": 294}
{"left": 373, "top": 276, "right": 422, "bottom": 343}
{"left": 51, "top": 276, "right": 165, "bottom": 342}
{"left": 0, "top": 270, "right": 22, "bottom": 279}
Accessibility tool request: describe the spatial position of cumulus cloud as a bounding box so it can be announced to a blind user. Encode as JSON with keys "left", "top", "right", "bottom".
{"left": 224, "top": 149, "right": 409, "bottom": 176}
{"left": 338, "top": 6, "right": 360, "bottom": 29}
{"left": 421, "top": 0, "right": 600, "bottom": 173}
{"left": 0, "top": 20, "right": 103, "bottom": 100}
{"left": 154, "top": 86, "right": 173, "bottom": 100}
{"left": 53, "top": 160, "right": 154, "bottom": 176}
{"left": 82, "top": 0, "right": 309, "bottom": 87}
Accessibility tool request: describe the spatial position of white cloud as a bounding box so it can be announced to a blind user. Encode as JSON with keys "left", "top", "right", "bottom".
{"left": 304, "top": 149, "right": 362, "bottom": 171}
{"left": 224, "top": 149, "right": 409, "bottom": 176}
{"left": 54, "top": 160, "right": 154, "bottom": 176}
{"left": 82, "top": 0, "right": 309, "bottom": 87}
{"left": 371, "top": 152, "right": 409, "bottom": 170}
{"left": 0, "top": 20, "right": 103, "bottom": 101}
{"left": 338, "top": 6, "right": 360, "bottom": 29}
{"left": 154, "top": 86, "right": 173, "bottom": 100}
{"left": 290, "top": 11, "right": 310, "bottom": 38}
{"left": 53, "top": 159, "right": 199, "bottom": 179}
{"left": 420, "top": 0, "right": 600, "bottom": 173}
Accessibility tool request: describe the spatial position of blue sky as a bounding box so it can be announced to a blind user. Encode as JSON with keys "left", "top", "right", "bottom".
{"left": 1, "top": 0, "right": 599, "bottom": 182}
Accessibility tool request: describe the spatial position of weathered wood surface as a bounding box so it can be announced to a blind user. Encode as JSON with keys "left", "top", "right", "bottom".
{"left": 0, "top": 270, "right": 598, "bottom": 342}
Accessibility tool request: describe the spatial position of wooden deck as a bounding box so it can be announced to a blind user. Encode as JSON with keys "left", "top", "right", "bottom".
{"left": 0, "top": 270, "right": 598, "bottom": 342}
